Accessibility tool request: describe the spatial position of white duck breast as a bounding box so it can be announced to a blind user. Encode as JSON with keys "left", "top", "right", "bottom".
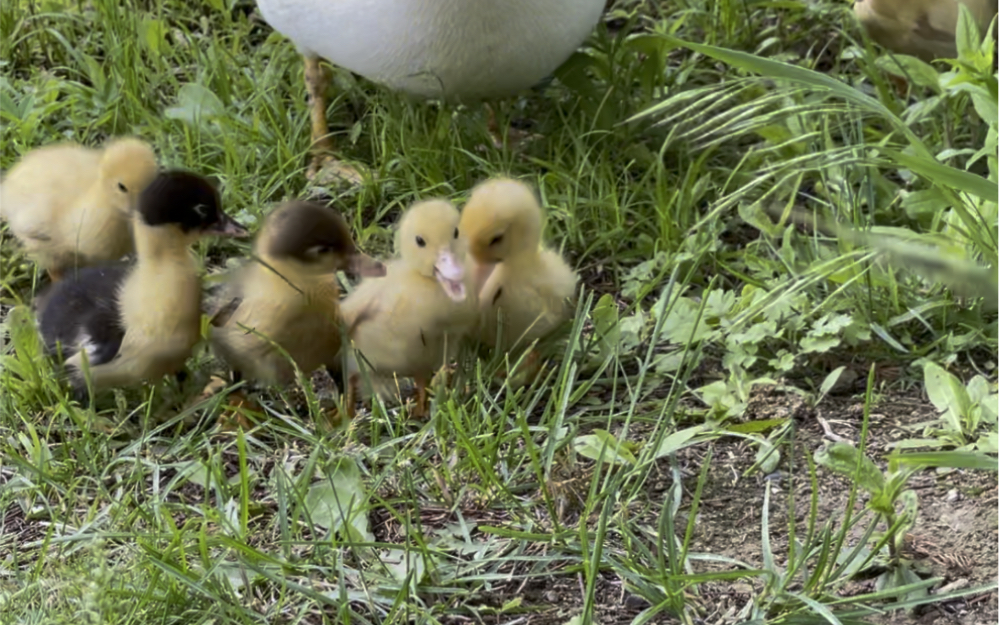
{"left": 256, "top": 0, "right": 606, "bottom": 100}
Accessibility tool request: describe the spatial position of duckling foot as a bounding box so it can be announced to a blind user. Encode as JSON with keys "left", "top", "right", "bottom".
{"left": 186, "top": 375, "right": 256, "bottom": 431}
{"left": 217, "top": 391, "right": 260, "bottom": 431}
{"left": 47, "top": 268, "right": 64, "bottom": 283}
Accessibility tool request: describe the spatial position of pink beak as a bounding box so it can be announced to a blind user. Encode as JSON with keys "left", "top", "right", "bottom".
{"left": 434, "top": 250, "right": 466, "bottom": 302}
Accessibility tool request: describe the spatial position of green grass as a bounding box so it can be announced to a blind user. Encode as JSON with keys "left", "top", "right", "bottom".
{"left": 2, "top": 0, "right": 997, "bottom": 623}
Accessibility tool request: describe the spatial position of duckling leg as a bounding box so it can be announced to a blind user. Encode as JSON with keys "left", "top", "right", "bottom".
{"left": 47, "top": 267, "right": 64, "bottom": 283}
{"left": 502, "top": 349, "right": 543, "bottom": 388}
{"left": 409, "top": 375, "right": 430, "bottom": 420}
{"left": 519, "top": 349, "right": 543, "bottom": 384}
{"left": 324, "top": 371, "right": 359, "bottom": 427}
{"left": 303, "top": 54, "right": 364, "bottom": 186}
{"left": 345, "top": 372, "right": 358, "bottom": 420}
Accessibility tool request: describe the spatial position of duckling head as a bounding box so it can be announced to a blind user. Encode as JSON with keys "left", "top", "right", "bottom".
{"left": 259, "top": 200, "right": 385, "bottom": 278}
{"left": 396, "top": 199, "right": 467, "bottom": 302}
{"left": 137, "top": 170, "right": 248, "bottom": 239}
{"left": 459, "top": 177, "right": 543, "bottom": 265}
{"left": 98, "top": 138, "right": 159, "bottom": 216}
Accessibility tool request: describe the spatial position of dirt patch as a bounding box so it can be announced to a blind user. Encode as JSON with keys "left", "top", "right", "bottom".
{"left": 665, "top": 385, "right": 998, "bottom": 625}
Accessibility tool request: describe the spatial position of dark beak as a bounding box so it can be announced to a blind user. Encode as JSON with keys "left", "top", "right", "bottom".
{"left": 347, "top": 251, "right": 386, "bottom": 279}
{"left": 206, "top": 214, "right": 250, "bottom": 238}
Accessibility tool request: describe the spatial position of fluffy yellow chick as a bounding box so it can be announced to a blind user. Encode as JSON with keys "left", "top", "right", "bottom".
{"left": 340, "top": 199, "right": 476, "bottom": 418}
{"left": 209, "top": 200, "right": 385, "bottom": 386}
{"left": 0, "top": 137, "right": 159, "bottom": 281}
{"left": 854, "top": 0, "right": 997, "bottom": 61}
{"left": 37, "top": 170, "right": 247, "bottom": 402}
{"left": 458, "top": 177, "right": 578, "bottom": 356}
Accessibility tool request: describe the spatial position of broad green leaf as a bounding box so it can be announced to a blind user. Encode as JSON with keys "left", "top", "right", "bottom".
{"left": 659, "top": 296, "right": 714, "bottom": 343}
{"left": 875, "top": 55, "right": 940, "bottom": 91}
{"left": 652, "top": 350, "right": 686, "bottom": 374}
{"left": 165, "top": 83, "right": 226, "bottom": 125}
{"left": 382, "top": 548, "right": 429, "bottom": 586}
{"left": 591, "top": 294, "right": 621, "bottom": 357}
{"left": 965, "top": 375, "right": 993, "bottom": 405}
{"left": 898, "top": 489, "right": 919, "bottom": 534}
{"left": 141, "top": 17, "right": 166, "bottom": 55}
{"left": 888, "top": 438, "right": 946, "bottom": 450}
{"left": 923, "top": 362, "right": 972, "bottom": 418}
{"left": 500, "top": 597, "right": 523, "bottom": 612}
{"left": 885, "top": 148, "right": 998, "bottom": 204}
{"left": 573, "top": 430, "right": 637, "bottom": 466}
{"left": 888, "top": 450, "right": 998, "bottom": 471}
{"left": 302, "top": 458, "right": 372, "bottom": 541}
{"left": 977, "top": 432, "right": 998, "bottom": 454}
{"left": 901, "top": 188, "right": 950, "bottom": 219}
{"left": 814, "top": 443, "right": 885, "bottom": 495}
{"left": 954, "top": 3, "right": 981, "bottom": 59}
{"left": 946, "top": 82, "right": 999, "bottom": 129}
{"left": 756, "top": 440, "right": 781, "bottom": 474}
{"left": 799, "top": 334, "right": 841, "bottom": 354}
{"left": 726, "top": 418, "right": 788, "bottom": 434}
{"left": 819, "top": 366, "right": 847, "bottom": 399}
{"left": 654, "top": 424, "right": 711, "bottom": 458}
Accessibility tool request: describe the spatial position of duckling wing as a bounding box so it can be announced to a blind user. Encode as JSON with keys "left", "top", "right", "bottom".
{"left": 206, "top": 275, "right": 244, "bottom": 329}
{"left": 340, "top": 276, "right": 384, "bottom": 331}
{"left": 38, "top": 263, "right": 130, "bottom": 366}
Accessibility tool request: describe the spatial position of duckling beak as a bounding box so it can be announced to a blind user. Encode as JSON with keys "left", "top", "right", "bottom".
{"left": 206, "top": 214, "right": 250, "bottom": 238}
{"left": 434, "top": 249, "right": 466, "bottom": 302}
{"left": 348, "top": 251, "right": 386, "bottom": 279}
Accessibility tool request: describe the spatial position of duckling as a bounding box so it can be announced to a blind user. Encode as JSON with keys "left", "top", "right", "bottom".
{"left": 0, "top": 137, "right": 159, "bottom": 281}
{"left": 458, "top": 177, "right": 577, "bottom": 357}
{"left": 854, "top": 0, "right": 997, "bottom": 62}
{"left": 209, "top": 200, "right": 385, "bottom": 387}
{"left": 254, "top": 0, "right": 606, "bottom": 180}
{"left": 339, "top": 199, "right": 476, "bottom": 418}
{"left": 36, "top": 170, "right": 247, "bottom": 401}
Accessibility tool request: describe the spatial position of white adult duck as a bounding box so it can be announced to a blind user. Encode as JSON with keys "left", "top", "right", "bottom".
{"left": 256, "top": 0, "right": 606, "bottom": 180}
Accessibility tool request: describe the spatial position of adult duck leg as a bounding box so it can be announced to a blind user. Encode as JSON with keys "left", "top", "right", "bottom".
{"left": 303, "top": 54, "right": 363, "bottom": 185}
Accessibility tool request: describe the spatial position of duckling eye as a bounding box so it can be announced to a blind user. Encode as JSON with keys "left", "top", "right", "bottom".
{"left": 306, "top": 245, "right": 331, "bottom": 257}
{"left": 453, "top": 228, "right": 459, "bottom": 239}
{"left": 117, "top": 182, "right": 128, "bottom": 193}
{"left": 192, "top": 203, "right": 208, "bottom": 218}
{"left": 489, "top": 234, "right": 504, "bottom": 247}
{"left": 415, "top": 236, "right": 426, "bottom": 248}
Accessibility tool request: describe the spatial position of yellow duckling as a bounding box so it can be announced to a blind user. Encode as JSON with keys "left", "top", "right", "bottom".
{"left": 0, "top": 137, "right": 159, "bottom": 281}
{"left": 458, "top": 177, "right": 578, "bottom": 355}
{"left": 854, "top": 0, "right": 997, "bottom": 61}
{"left": 209, "top": 200, "right": 384, "bottom": 386}
{"left": 36, "top": 170, "right": 247, "bottom": 402}
{"left": 340, "top": 199, "right": 476, "bottom": 418}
